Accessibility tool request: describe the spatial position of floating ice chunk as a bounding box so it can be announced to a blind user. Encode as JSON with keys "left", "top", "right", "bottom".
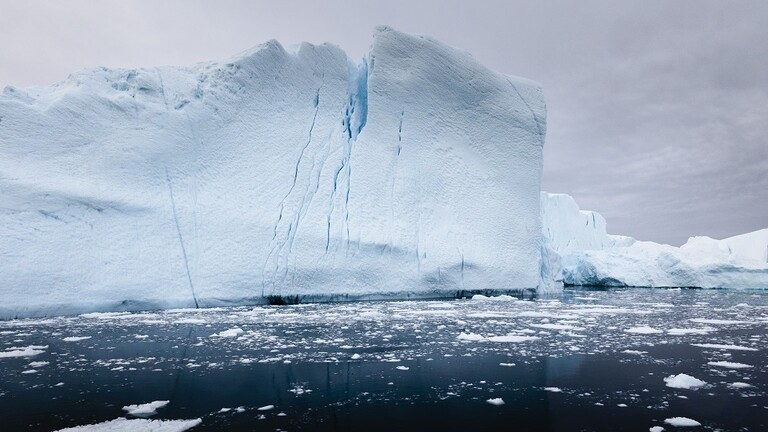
{"left": 350, "top": 354, "right": 361, "bottom": 360}
{"left": 544, "top": 387, "right": 563, "bottom": 393}
{"left": 667, "top": 328, "right": 714, "bottom": 335}
{"left": 457, "top": 332, "right": 485, "bottom": 341}
{"left": 690, "top": 343, "right": 757, "bottom": 351}
{"left": 29, "top": 361, "right": 49, "bottom": 367}
{"left": 663, "top": 374, "right": 706, "bottom": 389}
{"left": 53, "top": 418, "right": 201, "bottom": 431}
{"left": 499, "top": 363, "right": 516, "bottom": 367}
{"left": 486, "top": 335, "right": 539, "bottom": 343}
{"left": 530, "top": 323, "right": 584, "bottom": 331}
{"left": 472, "top": 295, "right": 517, "bottom": 302}
{"left": 175, "top": 318, "right": 206, "bottom": 325}
{"left": 211, "top": 328, "right": 244, "bottom": 338}
{"left": 0, "top": 345, "right": 47, "bottom": 358}
{"left": 486, "top": 398, "right": 505, "bottom": 406}
{"left": 257, "top": 405, "right": 275, "bottom": 411}
{"left": 689, "top": 319, "right": 748, "bottom": 325}
{"left": 649, "top": 427, "right": 664, "bottom": 432}
{"left": 728, "top": 382, "right": 754, "bottom": 389}
{"left": 396, "top": 366, "right": 409, "bottom": 371}
{"left": 707, "top": 361, "right": 753, "bottom": 369}
{"left": 621, "top": 350, "right": 648, "bottom": 355}
{"left": 664, "top": 417, "right": 701, "bottom": 427}
{"left": 122, "top": 400, "right": 170, "bottom": 417}
{"left": 625, "top": 326, "right": 663, "bottom": 334}
{"left": 63, "top": 336, "right": 92, "bottom": 342}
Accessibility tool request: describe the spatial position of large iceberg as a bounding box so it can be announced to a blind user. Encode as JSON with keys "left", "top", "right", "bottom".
{"left": 540, "top": 192, "right": 768, "bottom": 289}
{"left": 0, "top": 27, "right": 546, "bottom": 318}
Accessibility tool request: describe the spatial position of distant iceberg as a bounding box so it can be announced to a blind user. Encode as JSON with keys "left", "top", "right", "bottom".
{"left": 540, "top": 192, "right": 768, "bottom": 289}
{"left": 0, "top": 27, "right": 546, "bottom": 318}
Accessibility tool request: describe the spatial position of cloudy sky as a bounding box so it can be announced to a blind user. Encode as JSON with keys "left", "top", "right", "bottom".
{"left": 1, "top": 0, "right": 765, "bottom": 245}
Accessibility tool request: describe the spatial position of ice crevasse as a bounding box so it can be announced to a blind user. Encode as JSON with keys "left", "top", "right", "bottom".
{"left": 0, "top": 27, "right": 547, "bottom": 318}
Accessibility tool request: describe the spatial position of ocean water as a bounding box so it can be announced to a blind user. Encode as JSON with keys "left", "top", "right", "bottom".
{"left": 0, "top": 288, "right": 766, "bottom": 431}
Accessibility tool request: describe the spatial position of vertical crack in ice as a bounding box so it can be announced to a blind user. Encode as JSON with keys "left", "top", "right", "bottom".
{"left": 166, "top": 168, "right": 199, "bottom": 309}
{"left": 326, "top": 58, "right": 368, "bottom": 253}
{"left": 263, "top": 82, "right": 324, "bottom": 294}
{"left": 507, "top": 78, "right": 544, "bottom": 144}
{"left": 156, "top": 68, "right": 169, "bottom": 111}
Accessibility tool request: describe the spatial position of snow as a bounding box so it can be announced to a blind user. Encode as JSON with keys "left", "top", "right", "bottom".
{"left": 663, "top": 417, "right": 702, "bottom": 427}
{"left": 0, "top": 27, "right": 546, "bottom": 319}
{"left": 540, "top": 193, "right": 768, "bottom": 289}
{"left": 53, "top": 418, "right": 201, "bottom": 432}
{"left": 707, "top": 361, "right": 753, "bottom": 369}
{"left": 663, "top": 374, "right": 707, "bottom": 389}
{"left": 122, "top": 400, "right": 170, "bottom": 417}
{"left": 486, "top": 398, "right": 505, "bottom": 406}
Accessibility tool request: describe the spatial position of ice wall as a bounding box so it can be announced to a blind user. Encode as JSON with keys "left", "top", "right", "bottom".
{"left": 0, "top": 27, "right": 546, "bottom": 318}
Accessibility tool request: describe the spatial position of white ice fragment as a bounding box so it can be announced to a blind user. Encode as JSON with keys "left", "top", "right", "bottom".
{"left": 690, "top": 343, "right": 757, "bottom": 351}
{"left": 544, "top": 387, "right": 562, "bottom": 393}
{"left": 486, "top": 398, "right": 505, "bottom": 406}
{"left": 707, "top": 361, "right": 753, "bottom": 369}
{"left": 257, "top": 405, "right": 275, "bottom": 411}
{"left": 122, "top": 400, "right": 170, "bottom": 417}
{"left": 486, "top": 335, "right": 539, "bottom": 343}
{"left": 53, "top": 418, "right": 202, "bottom": 432}
{"left": 625, "top": 326, "right": 663, "bottom": 335}
{"left": 457, "top": 332, "right": 485, "bottom": 342}
{"left": 0, "top": 345, "right": 47, "bottom": 358}
{"left": 63, "top": 336, "right": 92, "bottom": 342}
{"left": 396, "top": 366, "right": 409, "bottom": 371}
{"left": 664, "top": 417, "right": 701, "bottom": 427}
{"left": 663, "top": 374, "right": 706, "bottom": 389}
{"left": 211, "top": 328, "right": 244, "bottom": 338}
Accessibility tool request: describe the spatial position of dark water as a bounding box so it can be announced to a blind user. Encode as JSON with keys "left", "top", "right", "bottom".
{"left": 0, "top": 288, "right": 766, "bottom": 431}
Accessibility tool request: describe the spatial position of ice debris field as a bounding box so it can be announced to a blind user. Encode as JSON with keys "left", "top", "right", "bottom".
{"left": 1, "top": 288, "right": 766, "bottom": 431}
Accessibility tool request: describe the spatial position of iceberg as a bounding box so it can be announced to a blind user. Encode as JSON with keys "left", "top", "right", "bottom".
{"left": 540, "top": 192, "right": 768, "bottom": 289}
{"left": 0, "top": 27, "right": 546, "bottom": 318}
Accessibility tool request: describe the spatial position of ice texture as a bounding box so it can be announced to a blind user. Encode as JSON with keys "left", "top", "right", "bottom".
{"left": 0, "top": 27, "right": 546, "bottom": 318}
{"left": 540, "top": 193, "right": 768, "bottom": 289}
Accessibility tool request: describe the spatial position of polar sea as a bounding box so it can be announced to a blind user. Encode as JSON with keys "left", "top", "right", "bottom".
{"left": 1, "top": 288, "right": 766, "bottom": 431}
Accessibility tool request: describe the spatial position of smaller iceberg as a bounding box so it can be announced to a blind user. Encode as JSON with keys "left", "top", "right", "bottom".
{"left": 540, "top": 192, "right": 768, "bottom": 289}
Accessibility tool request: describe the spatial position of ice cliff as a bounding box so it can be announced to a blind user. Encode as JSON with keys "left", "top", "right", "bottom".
{"left": 541, "top": 193, "right": 768, "bottom": 289}
{"left": 0, "top": 27, "right": 546, "bottom": 318}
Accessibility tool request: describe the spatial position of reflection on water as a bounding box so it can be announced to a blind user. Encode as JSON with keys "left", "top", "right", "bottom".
{"left": 0, "top": 288, "right": 766, "bottom": 431}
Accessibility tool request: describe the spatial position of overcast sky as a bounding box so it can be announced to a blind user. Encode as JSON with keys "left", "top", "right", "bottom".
{"left": 1, "top": 0, "right": 765, "bottom": 245}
